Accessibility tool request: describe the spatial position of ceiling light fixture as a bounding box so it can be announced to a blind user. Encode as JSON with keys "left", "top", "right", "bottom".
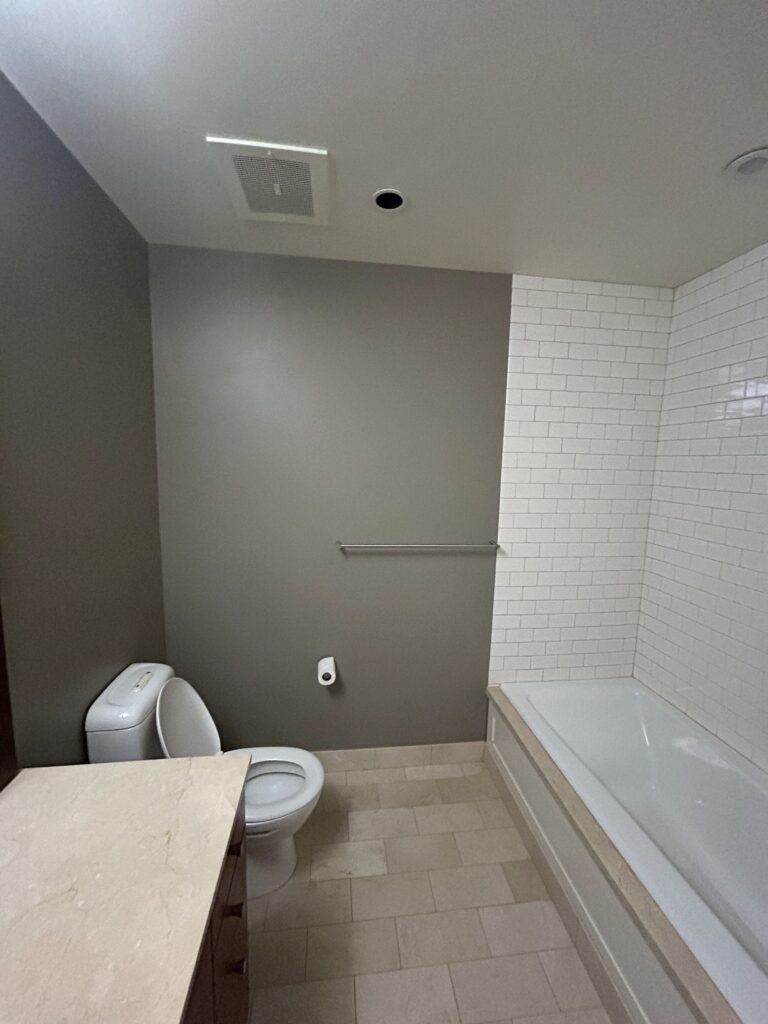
{"left": 205, "top": 134, "right": 327, "bottom": 156}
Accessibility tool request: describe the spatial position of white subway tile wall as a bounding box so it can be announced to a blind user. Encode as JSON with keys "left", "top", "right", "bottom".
{"left": 489, "top": 275, "right": 672, "bottom": 684}
{"left": 635, "top": 243, "right": 768, "bottom": 770}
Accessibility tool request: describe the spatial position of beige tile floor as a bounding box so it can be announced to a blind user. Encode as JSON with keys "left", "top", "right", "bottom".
{"left": 248, "top": 744, "right": 610, "bottom": 1024}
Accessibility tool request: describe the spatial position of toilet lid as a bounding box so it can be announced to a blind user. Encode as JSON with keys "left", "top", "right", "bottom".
{"left": 156, "top": 677, "right": 222, "bottom": 758}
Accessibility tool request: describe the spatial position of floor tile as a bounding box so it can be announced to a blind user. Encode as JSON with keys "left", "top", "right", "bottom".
{"left": 406, "top": 763, "right": 464, "bottom": 780}
{"left": 514, "top": 1012, "right": 610, "bottom": 1024}
{"left": 431, "top": 741, "right": 485, "bottom": 763}
{"left": 249, "top": 927, "right": 307, "bottom": 988}
{"left": 438, "top": 774, "right": 500, "bottom": 803}
{"left": 385, "top": 833, "right": 461, "bottom": 873}
{"left": 480, "top": 902, "right": 571, "bottom": 956}
{"left": 429, "top": 863, "right": 514, "bottom": 911}
{"left": 247, "top": 894, "right": 269, "bottom": 931}
{"left": 356, "top": 965, "right": 459, "bottom": 1024}
{"left": 347, "top": 767, "right": 406, "bottom": 785}
{"left": 296, "top": 811, "right": 349, "bottom": 847}
{"left": 476, "top": 799, "right": 514, "bottom": 827}
{"left": 306, "top": 917, "right": 399, "bottom": 979}
{"left": 378, "top": 779, "right": 443, "bottom": 808}
{"left": 456, "top": 827, "right": 528, "bottom": 865}
{"left": 414, "top": 802, "right": 485, "bottom": 834}
{"left": 265, "top": 879, "right": 351, "bottom": 930}
{"left": 250, "top": 976, "right": 355, "bottom": 1024}
{"left": 396, "top": 908, "right": 490, "bottom": 967}
{"left": 502, "top": 860, "right": 549, "bottom": 903}
{"left": 461, "top": 762, "right": 490, "bottom": 776}
{"left": 539, "top": 949, "right": 601, "bottom": 1011}
{"left": 315, "top": 748, "right": 376, "bottom": 771}
{"left": 310, "top": 840, "right": 387, "bottom": 880}
{"left": 352, "top": 871, "right": 435, "bottom": 920}
{"left": 374, "top": 745, "right": 432, "bottom": 768}
{"left": 317, "top": 780, "right": 380, "bottom": 813}
{"left": 450, "top": 954, "right": 559, "bottom": 1022}
{"left": 349, "top": 807, "right": 418, "bottom": 841}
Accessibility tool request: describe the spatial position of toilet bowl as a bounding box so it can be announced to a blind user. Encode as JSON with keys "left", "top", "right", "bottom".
{"left": 156, "top": 677, "right": 324, "bottom": 897}
{"left": 84, "top": 664, "right": 324, "bottom": 899}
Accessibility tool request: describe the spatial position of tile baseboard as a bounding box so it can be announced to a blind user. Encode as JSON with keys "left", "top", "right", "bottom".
{"left": 315, "top": 741, "right": 486, "bottom": 772}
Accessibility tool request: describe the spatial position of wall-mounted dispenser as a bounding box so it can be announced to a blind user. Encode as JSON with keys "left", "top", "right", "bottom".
{"left": 317, "top": 656, "right": 336, "bottom": 686}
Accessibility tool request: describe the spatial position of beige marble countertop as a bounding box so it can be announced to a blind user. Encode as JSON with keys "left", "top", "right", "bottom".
{"left": 0, "top": 754, "right": 250, "bottom": 1024}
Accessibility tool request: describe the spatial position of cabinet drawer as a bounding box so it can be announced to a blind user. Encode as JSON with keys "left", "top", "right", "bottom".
{"left": 214, "top": 906, "right": 249, "bottom": 1024}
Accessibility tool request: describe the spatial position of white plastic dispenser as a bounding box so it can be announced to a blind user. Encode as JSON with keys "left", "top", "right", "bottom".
{"left": 317, "top": 656, "right": 336, "bottom": 686}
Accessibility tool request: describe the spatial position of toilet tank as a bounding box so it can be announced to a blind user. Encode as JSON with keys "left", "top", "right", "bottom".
{"left": 85, "top": 663, "right": 174, "bottom": 763}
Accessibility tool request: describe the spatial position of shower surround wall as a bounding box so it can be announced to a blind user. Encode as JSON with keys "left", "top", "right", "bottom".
{"left": 491, "top": 242, "right": 768, "bottom": 771}
{"left": 488, "top": 276, "right": 672, "bottom": 683}
{"left": 636, "top": 244, "right": 768, "bottom": 770}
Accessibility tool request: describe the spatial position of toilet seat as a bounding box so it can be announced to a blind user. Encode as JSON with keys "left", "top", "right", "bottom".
{"left": 156, "top": 678, "right": 324, "bottom": 830}
{"left": 226, "top": 746, "right": 324, "bottom": 826}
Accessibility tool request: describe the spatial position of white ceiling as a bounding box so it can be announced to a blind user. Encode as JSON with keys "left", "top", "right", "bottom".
{"left": 2, "top": 0, "right": 768, "bottom": 286}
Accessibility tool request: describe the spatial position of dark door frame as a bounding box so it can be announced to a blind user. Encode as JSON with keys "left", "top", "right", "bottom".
{"left": 0, "top": 603, "right": 18, "bottom": 790}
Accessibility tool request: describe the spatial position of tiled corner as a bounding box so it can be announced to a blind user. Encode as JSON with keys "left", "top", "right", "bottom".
{"left": 489, "top": 273, "right": 671, "bottom": 686}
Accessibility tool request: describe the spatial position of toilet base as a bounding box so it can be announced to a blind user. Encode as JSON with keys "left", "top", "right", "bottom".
{"left": 245, "top": 833, "right": 298, "bottom": 898}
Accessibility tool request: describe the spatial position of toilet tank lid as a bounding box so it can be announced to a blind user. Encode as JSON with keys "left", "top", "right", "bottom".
{"left": 85, "top": 662, "right": 175, "bottom": 733}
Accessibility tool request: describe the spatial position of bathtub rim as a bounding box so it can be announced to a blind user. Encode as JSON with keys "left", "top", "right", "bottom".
{"left": 486, "top": 682, "right": 740, "bottom": 1024}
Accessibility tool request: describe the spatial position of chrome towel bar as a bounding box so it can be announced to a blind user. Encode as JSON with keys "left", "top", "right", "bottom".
{"left": 336, "top": 541, "right": 499, "bottom": 552}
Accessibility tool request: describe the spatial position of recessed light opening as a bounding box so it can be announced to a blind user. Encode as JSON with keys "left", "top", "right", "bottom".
{"left": 374, "top": 189, "right": 405, "bottom": 211}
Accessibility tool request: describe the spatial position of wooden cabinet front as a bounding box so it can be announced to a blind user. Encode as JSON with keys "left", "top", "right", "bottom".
{"left": 183, "top": 795, "right": 249, "bottom": 1024}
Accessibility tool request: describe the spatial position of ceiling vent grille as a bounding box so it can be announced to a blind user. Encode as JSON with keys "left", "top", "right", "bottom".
{"left": 206, "top": 136, "right": 329, "bottom": 225}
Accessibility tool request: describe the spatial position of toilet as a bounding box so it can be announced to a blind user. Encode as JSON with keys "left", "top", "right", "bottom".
{"left": 85, "top": 662, "right": 324, "bottom": 897}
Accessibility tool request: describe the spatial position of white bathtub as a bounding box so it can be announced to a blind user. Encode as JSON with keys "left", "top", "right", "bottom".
{"left": 499, "top": 679, "right": 768, "bottom": 1024}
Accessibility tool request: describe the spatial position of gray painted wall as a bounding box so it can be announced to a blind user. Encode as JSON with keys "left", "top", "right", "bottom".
{"left": 0, "top": 74, "right": 165, "bottom": 766}
{"left": 150, "top": 246, "right": 510, "bottom": 750}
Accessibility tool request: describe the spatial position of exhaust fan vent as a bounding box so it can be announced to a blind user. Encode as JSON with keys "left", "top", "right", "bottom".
{"left": 206, "top": 135, "right": 329, "bottom": 224}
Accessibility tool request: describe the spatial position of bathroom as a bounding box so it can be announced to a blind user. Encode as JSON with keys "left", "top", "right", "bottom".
{"left": 0, "top": 3, "right": 766, "bottom": 1023}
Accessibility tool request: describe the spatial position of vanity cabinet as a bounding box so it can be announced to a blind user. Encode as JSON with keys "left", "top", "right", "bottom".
{"left": 184, "top": 795, "right": 249, "bottom": 1024}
